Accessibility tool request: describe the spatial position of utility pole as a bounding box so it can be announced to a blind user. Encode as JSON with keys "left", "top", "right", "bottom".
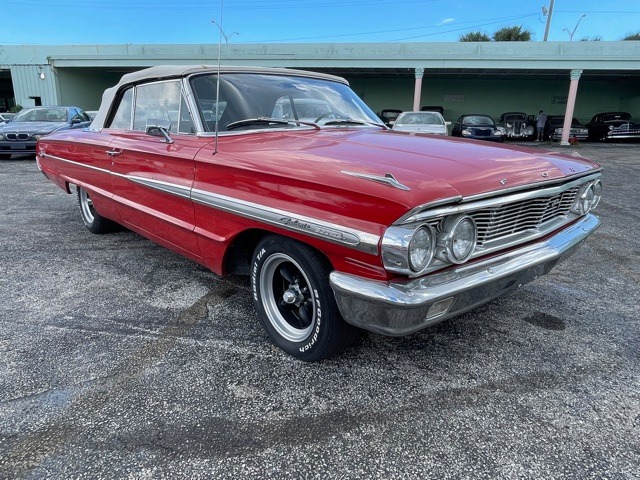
{"left": 543, "top": 0, "right": 555, "bottom": 41}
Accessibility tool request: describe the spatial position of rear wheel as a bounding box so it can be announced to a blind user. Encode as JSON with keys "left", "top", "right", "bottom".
{"left": 77, "top": 186, "right": 115, "bottom": 234}
{"left": 251, "top": 235, "right": 360, "bottom": 361}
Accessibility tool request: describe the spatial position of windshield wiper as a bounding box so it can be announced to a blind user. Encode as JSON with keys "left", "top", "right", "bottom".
{"left": 225, "top": 117, "right": 320, "bottom": 131}
{"left": 323, "top": 119, "right": 387, "bottom": 129}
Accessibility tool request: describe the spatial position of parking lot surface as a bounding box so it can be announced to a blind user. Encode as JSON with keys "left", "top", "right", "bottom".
{"left": 1, "top": 145, "right": 638, "bottom": 479}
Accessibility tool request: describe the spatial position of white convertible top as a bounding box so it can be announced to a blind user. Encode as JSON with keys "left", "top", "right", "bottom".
{"left": 90, "top": 65, "right": 349, "bottom": 129}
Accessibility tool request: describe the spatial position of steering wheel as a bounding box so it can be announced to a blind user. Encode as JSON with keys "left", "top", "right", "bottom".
{"left": 314, "top": 112, "right": 344, "bottom": 123}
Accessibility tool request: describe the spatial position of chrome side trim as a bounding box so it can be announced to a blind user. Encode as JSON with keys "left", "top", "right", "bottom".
{"left": 191, "top": 188, "right": 380, "bottom": 255}
{"left": 42, "top": 152, "right": 380, "bottom": 255}
{"left": 42, "top": 152, "right": 111, "bottom": 176}
{"left": 126, "top": 176, "right": 192, "bottom": 200}
{"left": 342, "top": 170, "right": 411, "bottom": 191}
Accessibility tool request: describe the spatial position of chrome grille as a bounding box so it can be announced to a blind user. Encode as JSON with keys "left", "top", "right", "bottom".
{"left": 470, "top": 187, "right": 579, "bottom": 247}
{"left": 513, "top": 120, "right": 523, "bottom": 135}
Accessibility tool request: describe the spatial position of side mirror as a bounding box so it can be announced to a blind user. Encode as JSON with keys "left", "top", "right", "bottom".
{"left": 145, "top": 118, "right": 174, "bottom": 144}
{"left": 71, "top": 118, "right": 81, "bottom": 125}
{"left": 445, "top": 121, "right": 451, "bottom": 126}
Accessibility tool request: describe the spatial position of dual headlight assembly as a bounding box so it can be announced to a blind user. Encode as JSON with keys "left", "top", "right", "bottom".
{"left": 383, "top": 214, "right": 478, "bottom": 276}
{"left": 383, "top": 178, "right": 602, "bottom": 277}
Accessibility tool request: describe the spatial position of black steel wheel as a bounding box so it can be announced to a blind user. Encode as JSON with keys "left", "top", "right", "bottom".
{"left": 251, "top": 235, "right": 360, "bottom": 361}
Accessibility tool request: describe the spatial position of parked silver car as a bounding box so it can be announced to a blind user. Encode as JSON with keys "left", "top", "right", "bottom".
{"left": 391, "top": 111, "right": 449, "bottom": 135}
{"left": 498, "top": 112, "right": 535, "bottom": 140}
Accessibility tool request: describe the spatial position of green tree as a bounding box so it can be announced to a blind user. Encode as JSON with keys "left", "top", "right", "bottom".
{"left": 492, "top": 26, "right": 532, "bottom": 41}
{"left": 622, "top": 32, "right": 640, "bottom": 40}
{"left": 459, "top": 31, "right": 490, "bottom": 42}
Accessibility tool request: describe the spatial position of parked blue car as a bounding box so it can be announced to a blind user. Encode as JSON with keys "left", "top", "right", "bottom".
{"left": 0, "top": 106, "right": 92, "bottom": 159}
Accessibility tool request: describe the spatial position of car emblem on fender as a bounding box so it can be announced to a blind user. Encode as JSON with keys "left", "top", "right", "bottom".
{"left": 500, "top": 179, "right": 508, "bottom": 185}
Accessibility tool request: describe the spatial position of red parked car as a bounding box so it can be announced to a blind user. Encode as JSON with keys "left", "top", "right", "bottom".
{"left": 37, "top": 65, "right": 603, "bottom": 361}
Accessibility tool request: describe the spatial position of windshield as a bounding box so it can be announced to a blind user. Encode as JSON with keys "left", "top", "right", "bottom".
{"left": 396, "top": 112, "right": 444, "bottom": 125}
{"left": 13, "top": 108, "right": 67, "bottom": 123}
{"left": 462, "top": 115, "right": 494, "bottom": 126}
{"left": 602, "top": 113, "right": 631, "bottom": 122}
{"left": 190, "top": 73, "right": 382, "bottom": 132}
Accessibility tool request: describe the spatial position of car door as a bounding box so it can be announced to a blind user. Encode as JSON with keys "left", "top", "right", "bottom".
{"left": 107, "top": 80, "right": 206, "bottom": 263}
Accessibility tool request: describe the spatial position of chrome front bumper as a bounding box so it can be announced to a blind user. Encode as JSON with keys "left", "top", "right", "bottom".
{"left": 330, "top": 214, "right": 600, "bottom": 336}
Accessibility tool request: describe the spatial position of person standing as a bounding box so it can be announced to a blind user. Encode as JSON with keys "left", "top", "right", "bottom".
{"left": 536, "top": 110, "right": 547, "bottom": 141}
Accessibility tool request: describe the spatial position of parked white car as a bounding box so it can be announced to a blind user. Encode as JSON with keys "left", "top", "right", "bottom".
{"left": 391, "top": 111, "right": 449, "bottom": 135}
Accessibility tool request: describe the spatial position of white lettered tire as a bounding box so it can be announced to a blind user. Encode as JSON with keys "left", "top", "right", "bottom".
{"left": 251, "top": 235, "right": 360, "bottom": 361}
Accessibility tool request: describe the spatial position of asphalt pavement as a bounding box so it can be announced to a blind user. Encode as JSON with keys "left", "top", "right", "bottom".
{"left": 0, "top": 145, "right": 638, "bottom": 479}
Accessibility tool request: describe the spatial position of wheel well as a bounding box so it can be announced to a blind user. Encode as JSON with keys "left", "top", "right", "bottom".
{"left": 223, "top": 229, "right": 333, "bottom": 276}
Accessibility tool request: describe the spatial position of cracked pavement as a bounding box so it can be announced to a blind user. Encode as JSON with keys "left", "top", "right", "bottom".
{"left": 0, "top": 145, "right": 638, "bottom": 479}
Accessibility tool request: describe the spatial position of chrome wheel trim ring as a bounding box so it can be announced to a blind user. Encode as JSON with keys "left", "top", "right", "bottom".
{"left": 260, "top": 253, "right": 315, "bottom": 343}
{"left": 79, "top": 188, "right": 95, "bottom": 224}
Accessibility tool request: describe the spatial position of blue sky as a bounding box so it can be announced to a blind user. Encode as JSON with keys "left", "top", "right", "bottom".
{"left": 4, "top": 0, "right": 639, "bottom": 45}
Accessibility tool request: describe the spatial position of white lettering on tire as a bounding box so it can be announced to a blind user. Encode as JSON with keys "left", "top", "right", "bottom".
{"left": 299, "top": 289, "right": 321, "bottom": 352}
{"left": 252, "top": 248, "right": 266, "bottom": 301}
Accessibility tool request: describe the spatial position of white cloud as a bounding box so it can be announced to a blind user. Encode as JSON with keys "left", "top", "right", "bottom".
{"left": 438, "top": 18, "right": 455, "bottom": 26}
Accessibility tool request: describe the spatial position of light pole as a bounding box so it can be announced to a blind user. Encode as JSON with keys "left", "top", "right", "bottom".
{"left": 211, "top": 19, "right": 239, "bottom": 44}
{"left": 542, "top": 0, "right": 555, "bottom": 41}
{"left": 563, "top": 14, "right": 586, "bottom": 41}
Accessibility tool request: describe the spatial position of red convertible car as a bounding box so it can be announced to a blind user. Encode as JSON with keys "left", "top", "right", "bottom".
{"left": 37, "top": 65, "right": 602, "bottom": 361}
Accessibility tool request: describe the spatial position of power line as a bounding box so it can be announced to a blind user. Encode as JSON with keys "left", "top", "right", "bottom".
{"left": 248, "top": 13, "right": 540, "bottom": 43}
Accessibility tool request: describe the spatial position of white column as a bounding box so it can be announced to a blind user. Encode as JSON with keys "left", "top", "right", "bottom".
{"left": 412, "top": 67, "right": 424, "bottom": 112}
{"left": 560, "top": 69, "right": 583, "bottom": 146}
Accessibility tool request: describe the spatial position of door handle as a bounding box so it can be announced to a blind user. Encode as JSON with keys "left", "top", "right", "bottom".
{"left": 106, "top": 149, "right": 122, "bottom": 157}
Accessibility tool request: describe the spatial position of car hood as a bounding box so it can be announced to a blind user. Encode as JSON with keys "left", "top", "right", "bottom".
{"left": 0, "top": 121, "right": 65, "bottom": 133}
{"left": 220, "top": 128, "right": 600, "bottom": 218}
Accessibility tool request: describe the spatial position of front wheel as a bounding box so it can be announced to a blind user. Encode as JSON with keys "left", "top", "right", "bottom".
{"left": 251, "top": 235, "right": 360, "bottom": 361}
{"left": 77, "top": 186, "right": 115, "bottom": 234}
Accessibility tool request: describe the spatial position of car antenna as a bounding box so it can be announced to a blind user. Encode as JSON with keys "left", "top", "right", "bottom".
{"left": 212, "top": 1, "right": 225, "bottom": 155}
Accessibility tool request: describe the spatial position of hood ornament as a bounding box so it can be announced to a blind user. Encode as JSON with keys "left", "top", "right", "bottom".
{"left": 341, "top": 171, "right": 411, "bottom": 191}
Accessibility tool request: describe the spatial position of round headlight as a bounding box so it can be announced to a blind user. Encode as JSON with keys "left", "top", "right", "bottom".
{"left": 572, "top": 180, "right": 602, "bottom": 215}
{"left": 34, "top": 134, "right": 43, "bottom": 140}
{"left": 0, "top": 134, "right": 4, "bottom": 140}
{"left": 591, "top": 180, "right": 602, "bottom": 210}
{"left": 436, "top": 215, "right": 477, "bottom": 264}
{"left": 461, "top": 129, "right": 472, "bottom": 136}
{"left": 408, "top": 225, "right": 435, "bottom": 272}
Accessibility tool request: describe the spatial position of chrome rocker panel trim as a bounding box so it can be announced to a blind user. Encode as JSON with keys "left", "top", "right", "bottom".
{"left": 330, "top": 213, "right": 600, "bottom": 336}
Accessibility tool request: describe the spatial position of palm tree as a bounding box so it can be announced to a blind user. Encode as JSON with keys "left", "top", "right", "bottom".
{"left": 492, "top": 26, "right": 532, "bottom": 41}
{"left": 622, "top": 32, "right": 640, "bottom": 40}
{"left": 459, "top": 31, "right": 490, "bottom": 42}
